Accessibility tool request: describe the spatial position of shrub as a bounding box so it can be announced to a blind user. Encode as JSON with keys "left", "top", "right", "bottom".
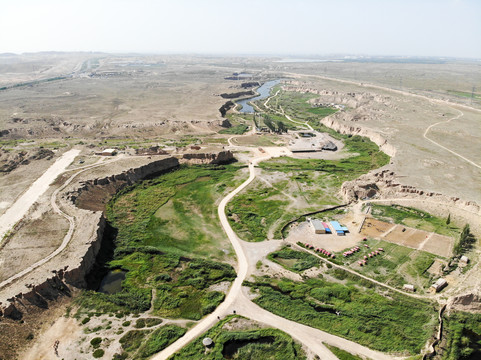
{"left": 90, "top": 337, "right": 102, "bottom": 348}
{"left": 93, "top": 349, "right": 104, "bottom": 358}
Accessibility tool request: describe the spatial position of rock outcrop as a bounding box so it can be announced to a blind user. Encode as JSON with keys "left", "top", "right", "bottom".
{"left": 448, "top": 293, "right": 481, "bottom": 313}
{"left": 219, "top": 101, "right": 235, "bottom": 117}
{"left": 220, "top": 90, "right": 255, "bottom": 99}
{"left": 70, "top": 157, "right": 179, "bottom": 212}
{"left": 321, "top": 117, "right": 396, "bottom": 157}
{"left": 180, "top": 150, "right": 234, "bottom": 165}
{"left": 0, "top": 152, "right": 236, "bottom": 320}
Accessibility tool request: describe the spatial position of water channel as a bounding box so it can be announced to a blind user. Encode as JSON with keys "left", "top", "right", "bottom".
{"left": 236, "top": 79, "right": 280, "bottom": 113}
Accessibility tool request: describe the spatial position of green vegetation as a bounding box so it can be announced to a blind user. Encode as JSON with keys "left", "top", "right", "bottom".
{"left": 120, "top": 330, "right": 151, "bottom": 353}
{"left": 137, "top": 325, "right": 187, "bottom": 359}
{"left": 442, "top": 311, "right": 481, "bottom": 360}
{"left": 219, "top": 124, "right": 249, "bottom": 134}
{"left": 171, "top": 316, "right": 307, "bottom": 360}
{"left": 90, "top": 337, "right": 102, "bottom": 348}
{"left": 245, "top": 276, "right": 436, "bottom": 354}
{"left": 307, "top": 106, "right": 338, "bottom": 116}
{"left": 260, "top": 135, "right": 390, "bottom": 181}
{"left": 453, "top": 224, "right": 476, "bottom": 256}
{"left": 76, "top": 253, "right": 235, "bottom": 319}
{"left": 334, "top": 239, "right": 437, "bottom": 291}
{"left": 257, "top": 89, "right": 338, "bottom": 130}
{"left": 325, "top": 345, "right": 363, "bottom": 360}
{"left": 107, "top": 164, "right": 243, "bottom": 257}
{"left": 447, "top": 90, "right": 481, "bottom": 100}
{"left": 371, "top": 204, "right": 460, "bottom": 237}
{"left": 228, "top": 135, "right": 389, "bottom": 241}
{"left": 268, "top": 247, "right": 319, "bottom": 272}
{"left": 227, "top": 184, "right": 288, "bottom": 241}
{"left": 76, "top": 165, "right": 241, "bottom": 320}
{"left": 93, "top": 349, "right": 105, "bottom": 358}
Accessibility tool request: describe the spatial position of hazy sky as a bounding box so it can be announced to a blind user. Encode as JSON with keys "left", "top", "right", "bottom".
{"left": 1, "top": 0, "right": 480, "bottom": 58}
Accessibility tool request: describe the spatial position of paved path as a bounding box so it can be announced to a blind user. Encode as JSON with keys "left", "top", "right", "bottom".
{"left": 0, "top": 149, "right": 81, "bottom": 242}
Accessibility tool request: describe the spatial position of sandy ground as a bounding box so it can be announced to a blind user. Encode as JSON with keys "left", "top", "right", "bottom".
{"left": 360, "top": 218, "right": 454, "bottom": 257}
{"left": 286, "top": 222, "right": 361, "bottom": 252}
{"left": 0, "top": 149, "right": 80, "bottom": 241}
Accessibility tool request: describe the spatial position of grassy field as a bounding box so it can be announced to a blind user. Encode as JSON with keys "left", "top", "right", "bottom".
{"left": 107, "top": 164, "right": 245, "bottom": 258}
{"left": 170, "top": 315, "right": 307, "bottom": 360}
{"left": 227, "top": 181, "right": 289, "bottom": 241}
{"left": 76, "top": 252, "right": 235, "bottom": 318}
{"left": 228, "top": 135, "right": 390, "bottom": 241}
{"left": 447, "top": 90, "right": 481, "bottom": 100}
{"left": 268, "top": 247, "right": 320, "bottom": 273}
{"left": 118, "top": 325, "right": 186, "bottom": 359}
{"left": 332, "top": 239, "right": 437, "bottom": 291}
{"left": 325, "top": 345, "right": 363, "bottom": 360}
{"left": 441, "top": 311, "right": 481, "bottom": 360}
{"left": 76, "top": 164, "right": 243, "bottom": 319}
{"left": 219, "top": 124, "right": 249, "bottom": 134}
{"left": 253, "top": 88, "right": 338, "bottom": 131}
{"left": 245, "top": 276, "right": 437, "bottom": 355}
{"left": 370, "top": 204, "right": 460, "bottom": 237}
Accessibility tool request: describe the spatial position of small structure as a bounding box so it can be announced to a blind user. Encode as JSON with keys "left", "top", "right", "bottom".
{"left": 101, "top": 148, "right": 117, "bottom": 156}
{"left": 321, "top": 141, "right": 338, "bottom": 151}
{"left": 202, "top": 337, "right": 213, "bottom": 348}
{"left": 321, "top": 222, "right": 332, "bottom": 234}
{"left": 430, "top": 278, "right": 448, "bottom": 293}
{"left": 310, "top": 219, "right": 326, "bottom": 234}
{"left": 330, "top": 221, "right": 346, "bottom": 236}
{"left": 403, "top": 284, "right": 415, "bottom": 292}
{"left": 460, "top": 255, "right": 469, "bottom": 265}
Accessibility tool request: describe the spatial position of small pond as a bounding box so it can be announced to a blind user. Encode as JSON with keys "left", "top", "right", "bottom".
{"left": 98, "top": 269, "right": 126, "bottom": 294}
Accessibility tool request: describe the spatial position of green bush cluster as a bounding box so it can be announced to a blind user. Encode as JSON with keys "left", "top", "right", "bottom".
{"left": 90, "top": 337, "right": 102, "bottom": 348}
{"left": 245, "top": 276, "right": 436, "bottom": 354}
{"left": 92, "top": 349, "right": 104, "bottom": 358}
{"left": 219, "top": 124, "right": 249, "bottom": 134}
{"left": 227, "top": 186, "right": 288, "bottom": 241}
{"left": 137, "top": 325, "right": 187, "bottom": 359}
{"left": 268, "top": 247, "right": 319, "bottom": 272}
{"left": 171, "top": 316, "right": 306, "bottom": 360}
{"left": 442, "top": 311, "right": 481, "bottom": 360}
{"left": 370, "top": 204, "right": 460, "bottom": 237}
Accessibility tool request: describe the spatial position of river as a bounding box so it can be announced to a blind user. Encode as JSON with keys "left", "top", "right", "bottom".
{"left": 236, "top": 80, "right": 280, "bottom": 113}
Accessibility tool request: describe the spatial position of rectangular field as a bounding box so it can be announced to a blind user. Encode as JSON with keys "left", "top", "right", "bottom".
{"left": 361, "top": 217, "right": 454, "bottom": 257}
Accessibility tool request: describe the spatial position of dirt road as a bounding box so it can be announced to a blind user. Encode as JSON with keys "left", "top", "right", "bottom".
{"left": 423, "top": 109, "right": 481, "bottom": 169}
{"left": 0, "top": 149, "right": 81, "bottom": 242}
{"left": 152, "top": 154, "right": 271, "bottom": 360}
{"left": 233, "top": 290, "right": 395, "bottom": 360}
{"left": 155, "top": 146, "right": 394, "bottom": 359}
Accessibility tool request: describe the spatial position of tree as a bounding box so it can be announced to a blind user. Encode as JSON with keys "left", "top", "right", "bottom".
{"left": 446, "top": 213, "right": 451, "bottom": 225}
{"left": 454, "top": 224, "right": 476, "bottom": 255}
{"left": 264, "top": 117, "right": 276, "bottom": 132}
{"left": 276, "top": 120, "right": 287, "bottom": 133}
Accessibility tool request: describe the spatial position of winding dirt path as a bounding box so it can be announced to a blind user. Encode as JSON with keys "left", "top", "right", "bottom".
{"left": 152, "top": 154, "right": 271, "bottom": 360}
{"left": 423, "top": 109, "right": 481, "bottom": 169}
{"left": 155, "top": 148, "right": 398, "bottom": 359}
